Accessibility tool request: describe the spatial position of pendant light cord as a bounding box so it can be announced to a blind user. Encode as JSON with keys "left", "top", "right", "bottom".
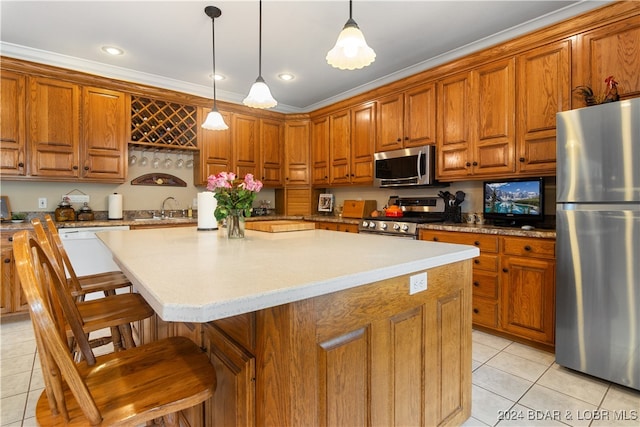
{"left": 258, "top": 0, "right": 263, "bottom": 78}
{"left": 211, "top": 14, "right": 218, "bottom": 109}
{"left": 349, "top": 0, "right": 353, "bottom": 20}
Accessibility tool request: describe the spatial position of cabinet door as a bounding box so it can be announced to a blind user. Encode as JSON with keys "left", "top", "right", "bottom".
{"left": 0, "top": 71, "right": 26, "bottom": 176}
{"left": 28, "top": 77, "right": 80, "bottom": 178}
{"left": 517, "top": 40, "right": 570, "bottom": 174}
{"left": 311, "top": 116, "right": 330, "bottom": 185}
{"left": 472, "top": 58, "right": 515, "bottom": 176}
{"left": 233, "top": 114, "right": 260, "bottom": 178}
{"left": 329, "top": 109, "right": 351, "bottom": 185}
{"left": 404, "top": 82, "right": 436, "bottom": 147}
{"left": 196, "top": 108, "right": 232, "bottom": 185}
{"left": 576, "top": 16, "right": 640, "bottom": 103}
{"left": 1, "top": 247, "right": 13, "bottom": 315}
{"left": 501, "top": 256, "right": 555, "bottom": 345}
{"left": 437, "top": 72, "right": 472, "bottom": 179}
{"left": 260, "top": 118, "right": 283, "bottom": 187}
{"left": 350, "top": 102, "right": 375, "bottom": 184}
{"left": 375, "top": 93, "right": 404, "bottom": 152}
{"left": 204, "top": 324, "right": 256, "bottom": 427}
{"left": 284, "top": 120, "right": 310, "bottom": 186}
{"left": 82, "top": 86, "right": 127, "bottom": 181}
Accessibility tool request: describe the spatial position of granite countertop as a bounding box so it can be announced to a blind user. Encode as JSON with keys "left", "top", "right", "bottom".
{"left": 98, "top": 227, "right": 479, "bottom": 322}
{"left": 1, "top": 213, "right": 555, "bottom": 238}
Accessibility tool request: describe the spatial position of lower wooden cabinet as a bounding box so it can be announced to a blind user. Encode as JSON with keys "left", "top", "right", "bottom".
{"left": 1, "top": 230, "right": 29, "bottom": 316}
{"left": 314, "top": 221, "right": 359, "bottom": 233}
{"left": 419, "top": 229, "right": 555, "bottom": 348}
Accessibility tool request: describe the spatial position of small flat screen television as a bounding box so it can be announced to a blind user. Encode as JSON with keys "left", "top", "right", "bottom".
{"left": 483, "top": 177, "right": 544, "bottom": 226}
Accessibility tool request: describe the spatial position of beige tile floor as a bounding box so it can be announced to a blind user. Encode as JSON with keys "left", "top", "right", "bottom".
{"left": 1, "top": 315, "right": 639, "bottom": 426}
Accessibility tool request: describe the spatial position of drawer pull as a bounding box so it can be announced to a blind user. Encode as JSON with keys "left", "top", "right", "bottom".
{"left": 524, "top": 245, "right": 532, "bottom": 251}
{"left": 8, "top": 236, "right": 13, "bottom": 242}
{"left": 473, "top": 308, "right": 479, "bottom": 314}
{"left": 4, "top": 258, "right": 10, "bottom": 264}
{"left": 473, "top": 281, "right": 479, "bottom": 287}
{"left": 433, "top": 237, "right": 439, "bottom": 242}
{"left": 474, "top": 259, "right": 480, "bottom": 265}
{"left": 502, "top": 268, "right": 509, "bottom": 273}
{"left": 474, "top": 241, "right": 480, "bottom": 246}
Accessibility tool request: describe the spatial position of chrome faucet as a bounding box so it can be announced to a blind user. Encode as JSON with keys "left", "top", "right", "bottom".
{"left": 161, "top": 197, "right": 176, "bottom": 218}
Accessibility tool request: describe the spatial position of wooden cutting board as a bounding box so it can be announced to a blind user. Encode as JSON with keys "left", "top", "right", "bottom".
{"left": 245, "top": 220, "right": 315, "bottom": 233}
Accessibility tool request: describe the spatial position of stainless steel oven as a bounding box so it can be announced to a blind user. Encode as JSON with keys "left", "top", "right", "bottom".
{"left": 358, "top": 197, "right": 444, "bottom": 238}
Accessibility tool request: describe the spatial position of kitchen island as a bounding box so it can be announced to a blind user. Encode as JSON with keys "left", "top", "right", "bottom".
{"left": 98, "top": 227, "right": 479, "bottom": 426}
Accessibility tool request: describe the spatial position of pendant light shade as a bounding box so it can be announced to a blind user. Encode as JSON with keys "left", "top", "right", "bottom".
{"left": 243, "top": 0, "right": 277, "bottom": 109}
{"left": 202, "top": 5, "right": 228, "bottom": 130}
{"left": 326, "top": 0, "right": 376, "bottom": 70}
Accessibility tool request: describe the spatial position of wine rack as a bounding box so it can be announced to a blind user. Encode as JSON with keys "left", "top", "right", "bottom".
{"left": 130, "top": 96, "right": 198, "bottom": 149}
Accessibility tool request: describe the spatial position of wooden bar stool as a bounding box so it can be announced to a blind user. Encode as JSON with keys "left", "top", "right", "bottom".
{"left": 13, "top": 230, "right": 217, "bottom": 426}
{"left": 30, "top": 220, "right": 154, "bottom": 362}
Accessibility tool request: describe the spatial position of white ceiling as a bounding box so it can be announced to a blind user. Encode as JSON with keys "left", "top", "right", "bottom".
{"left": 0, "top": 1, "right": 611, "bottom": 113}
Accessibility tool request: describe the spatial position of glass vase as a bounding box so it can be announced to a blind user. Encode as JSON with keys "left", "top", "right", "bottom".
{"left": 226, "top": 209, "right": 245, "bottom": 239}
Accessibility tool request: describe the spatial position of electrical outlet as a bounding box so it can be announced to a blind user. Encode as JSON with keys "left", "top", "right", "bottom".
{"left": 409, "top": 272, "right": 428, "bottom": 295}
{"left": 38, "top": 197, "right": 47, "bottom": 209}
{"left": 63, "top": 194, "right": 90, "bottom": 204}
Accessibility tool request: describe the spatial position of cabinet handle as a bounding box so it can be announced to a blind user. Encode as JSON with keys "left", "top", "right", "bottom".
{"left": 404, "top": 136, "right": 409, "bottom": 140}
{"left": 465, "top": 162, "right": 471, "bottom": 167}
{"left": 502, "top": 268, "right": 509, "bottom": 273}
{"left": 4, "top": 258, "right": 10, "bottom": 264}
{"left": 472, "top": 161, "right": 478, "bottom": 166}
{"left": 396, "top": 138, "right": 402, "bottom": 142}
{"left": 524, "top": 245, "right": 532, "bottom": 251}
{"left": 8, "top": 236, "right": 13, "bottom": 242}
{"left": 474, "top": 241, "right": 480, "bottom": 246}
{"left": 519, "top": 157, "right": 525, "bottom": 162}
{"left": 72, "top": 166, "right": 79, "bottom": 170}
{"left": 473, "top": 308, "right": 479, "bottom": 314}
{"left": 84, "top": 166, "right": 90, "bottom": 171}
{"left": 18, "top": 162, "right": 24, "bottom": 168}
{"left": 473, "top": 281, "right": 480, "bottom": 287}
{"left": 474, "top": 259, "right": 480, "bottom": 264}
{"left": 432, "top": 237, "right": 439, "bottom": 242}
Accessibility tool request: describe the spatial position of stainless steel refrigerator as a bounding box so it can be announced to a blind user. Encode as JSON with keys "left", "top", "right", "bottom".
{"left": 555, "top": 97, "right": 640, "bottom": 390}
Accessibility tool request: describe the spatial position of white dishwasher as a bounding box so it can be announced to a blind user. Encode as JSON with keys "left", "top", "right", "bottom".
{"left": 58, "top": 226, "right": 130, "bottom": 291}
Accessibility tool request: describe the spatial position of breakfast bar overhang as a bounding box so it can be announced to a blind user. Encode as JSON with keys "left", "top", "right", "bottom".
{"left": 99, "top": 227, "right": 479, "bottom": 426}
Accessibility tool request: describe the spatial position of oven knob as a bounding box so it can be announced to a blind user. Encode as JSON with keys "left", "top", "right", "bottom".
{"left": 362, "top": 221, "right": 368, "bottom": 227}
{"left": 369, "top": 222, "right": 376, "bottom": 228}
{"left": 393, "top": 223, "right": 400, "bottom": 230}
{"left": 380, "top": 223, "right": 387, "bottom": 229}
{"left": 401, "top": 224, "right": 409, "bottom": 231}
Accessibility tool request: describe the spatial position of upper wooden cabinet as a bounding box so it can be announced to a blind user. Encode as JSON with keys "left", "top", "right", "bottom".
{"left": 26, "top": 77, "right": 127, "bottom": 182}
{"left": 437, "top": 58, "right": 516, "bottom": 180}
{"left": 0, "top": 71, "right": 26, "bottom": 176}
{"left": 259, "top": 118, "right": 284, "bottom": 187}
{"left": 329, "top": 109, "right": 351, "bottom": 185}
{"left": 232, "top": 113, "right": 260, "bottom": 178}
{"left": 283, "top": 119, "right": 310, "bottom": 186}
{"left": 195, "top": 107, "right": 232, "bottom": 185}
{"left": 311, "top": 116, "right": 330, "bottom": 186}
{"left": 375, "top": 82, "right": 436, "bottom": 152}
{"left": 575, "top": 15, "right": 640, "bottom": 103}
{"left": 350, "top": 102, "right": 375, "bottom": 184}
{"left": 516, "top": 40, "right": 571, "bottom": 175}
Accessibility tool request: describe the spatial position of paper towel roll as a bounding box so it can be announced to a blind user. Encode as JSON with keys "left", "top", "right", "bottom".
{"left": 197, "top": 192, "right": 218, "bottom": 230}
{"left": 108, "top": 193, "right": 123, "bottom": 219}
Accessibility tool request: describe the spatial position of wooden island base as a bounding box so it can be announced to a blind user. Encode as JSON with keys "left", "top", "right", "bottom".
{"left": 140, "top": 259, "right": 472, "bottom": 427}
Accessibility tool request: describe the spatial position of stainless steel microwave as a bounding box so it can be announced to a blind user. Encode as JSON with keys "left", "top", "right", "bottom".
{"left": 373, "top": 145, "right": 436, "bottom": 187}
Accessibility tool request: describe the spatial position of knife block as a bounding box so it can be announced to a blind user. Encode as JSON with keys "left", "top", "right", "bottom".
{"left": 443, "top": 205, "right": 462, "bottom": 223}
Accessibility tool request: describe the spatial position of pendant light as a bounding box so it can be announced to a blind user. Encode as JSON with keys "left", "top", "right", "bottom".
{"left": 326, "top": 0, "right": 376, "bottom": 70}
{"left": 202, "top": 5, "right": 228, "bottom": 130}
{"left": 243, "top": 0, "right": 277, "bottom": 109}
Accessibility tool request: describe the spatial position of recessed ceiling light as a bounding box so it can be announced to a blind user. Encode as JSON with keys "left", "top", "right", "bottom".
{"left": 209, "top": 73, "right": 225, "bottom": 81}
{"left": 278, "top": 73, "right": 295, "bottom": 81}
{"left": 101, "top": 46, "right": 124, "bottom": 56}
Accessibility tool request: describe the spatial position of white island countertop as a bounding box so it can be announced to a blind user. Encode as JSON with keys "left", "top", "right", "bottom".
{"left": 98, "top": 227, "right": 479, "bottom": 322}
